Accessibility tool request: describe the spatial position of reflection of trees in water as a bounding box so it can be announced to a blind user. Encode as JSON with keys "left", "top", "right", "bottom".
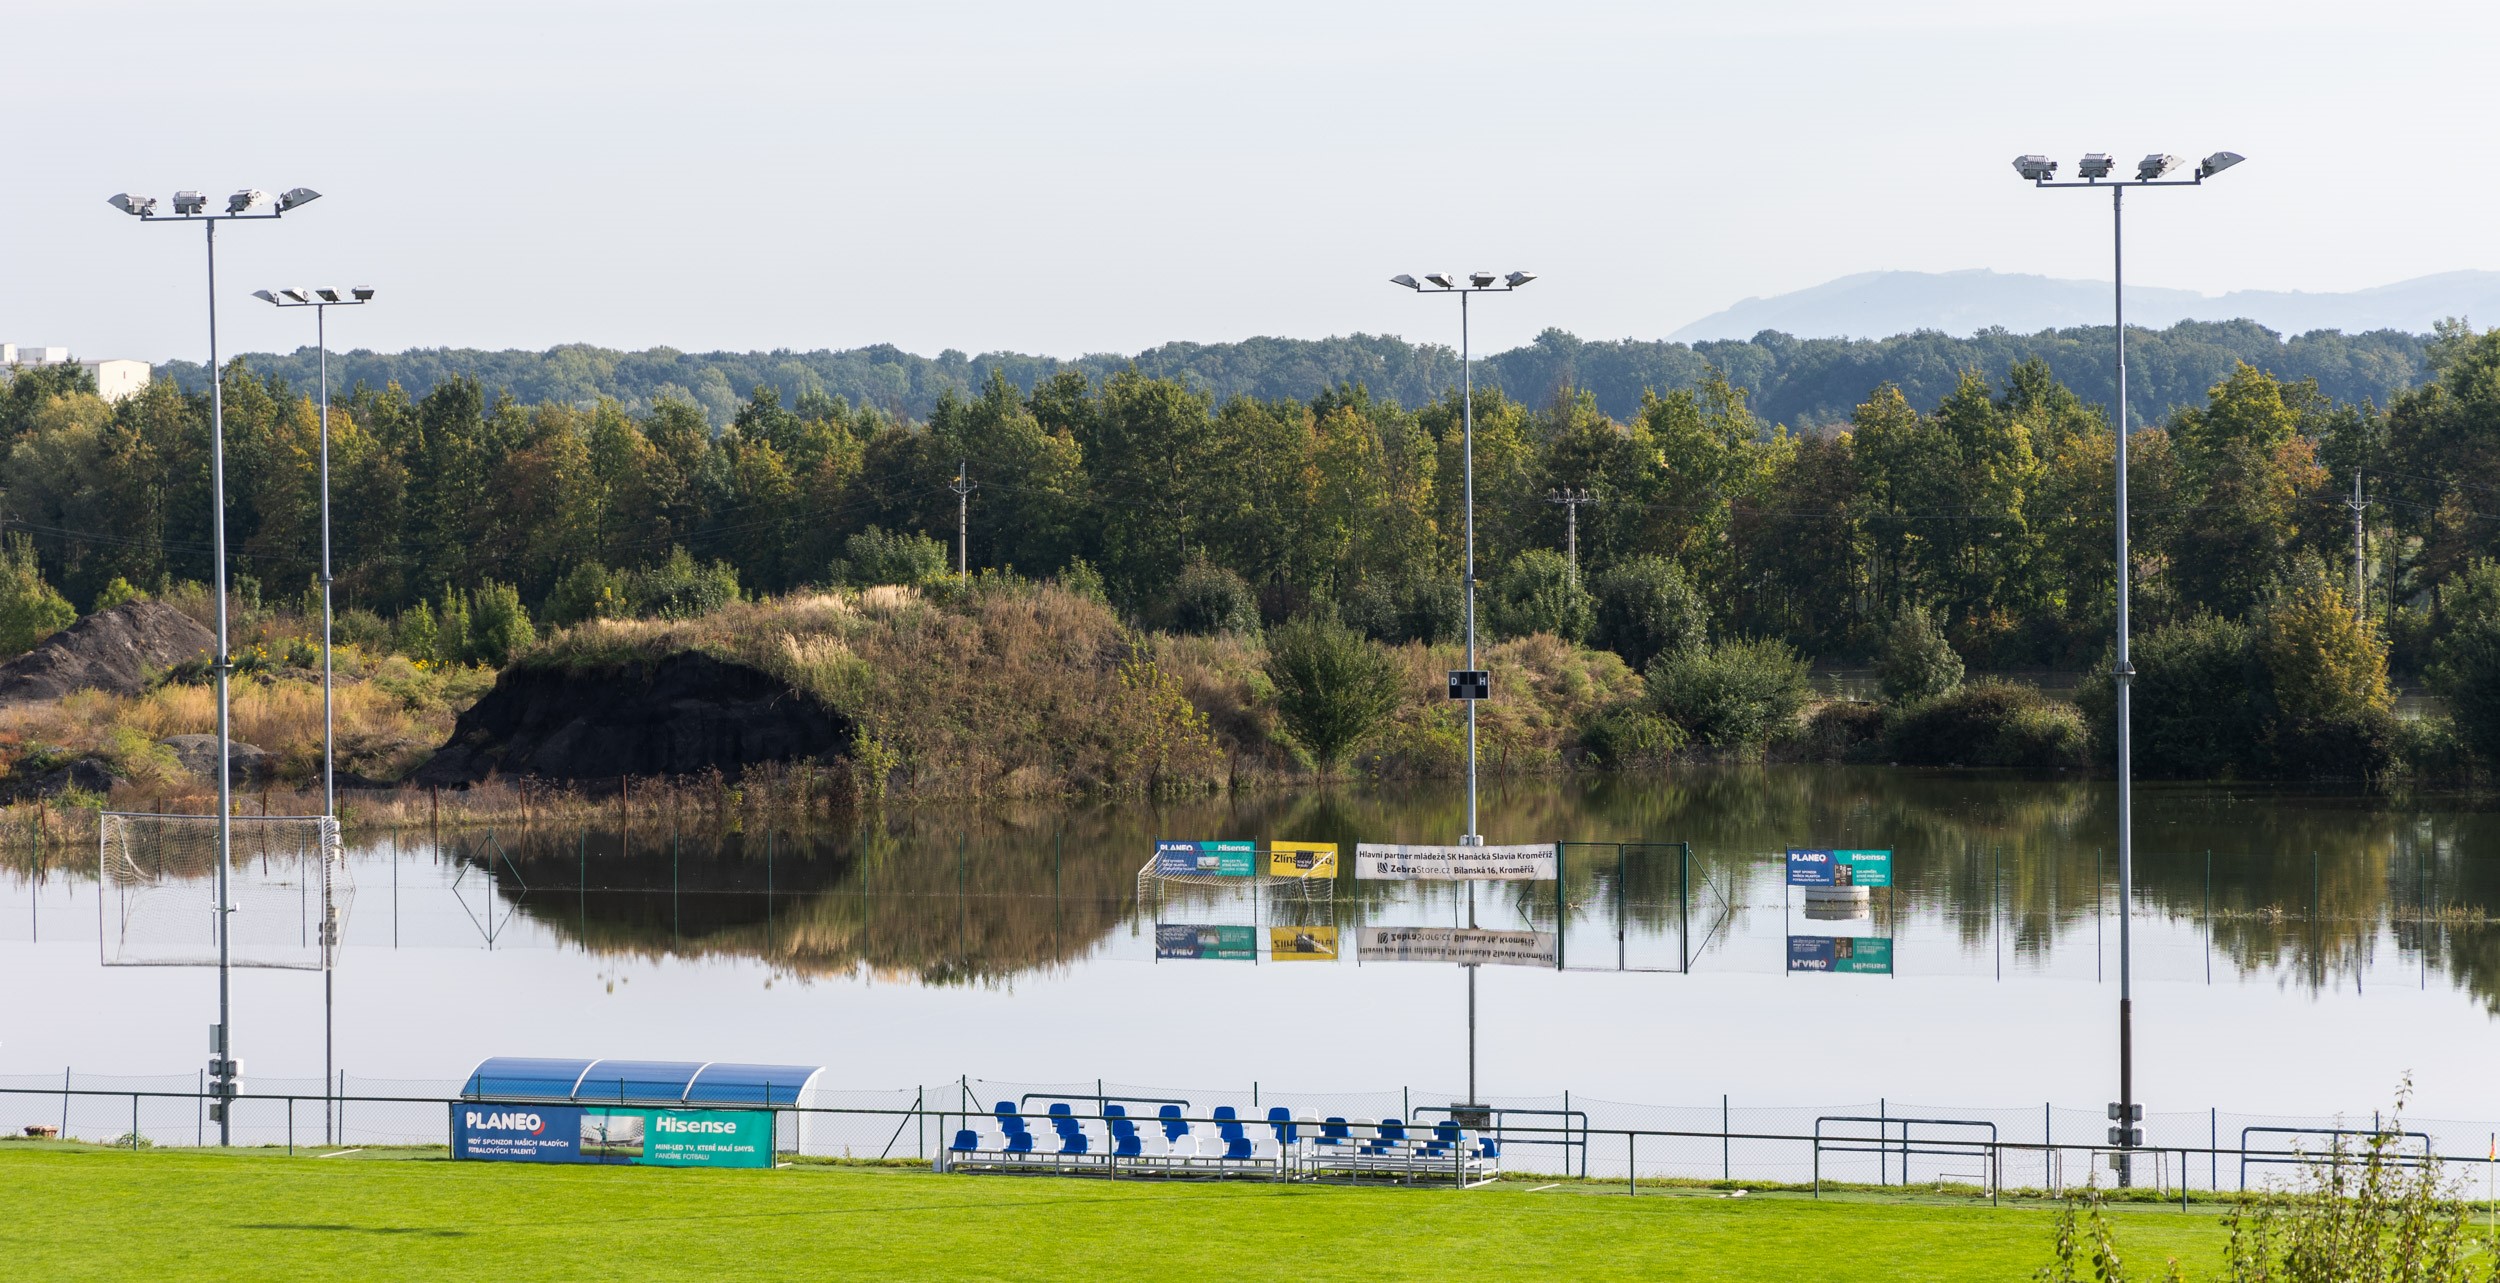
{"left": 445, "top": 768, "right": 2500, "bottom": 1005}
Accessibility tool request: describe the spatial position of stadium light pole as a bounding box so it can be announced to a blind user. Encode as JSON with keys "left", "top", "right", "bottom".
{"left": 2012, "top": 150, "right": 2241, "bottom": 1184}
{"left": 1393, "top": 269, "right": 1536, "bottom": 1109}
{"left": 109, "top": 186, "right": 323, "bottom": 1145}
{"left": 252, "top": 285, "right": 370, "bottom": 1146}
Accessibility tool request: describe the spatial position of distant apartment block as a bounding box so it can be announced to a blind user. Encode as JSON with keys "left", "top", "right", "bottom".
{"left": 1, "top": 343, "right": 151, "bottom": 403}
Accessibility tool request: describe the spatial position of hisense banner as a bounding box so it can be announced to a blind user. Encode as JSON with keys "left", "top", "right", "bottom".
{"left": 1355, "top": 926, "right": 1558, "bottom": 967}
{"left": 1354, "top": 843, "right": 1558, "bottom": 881}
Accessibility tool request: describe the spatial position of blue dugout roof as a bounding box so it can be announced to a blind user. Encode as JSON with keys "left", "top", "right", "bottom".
{"left": 461, "top": 1057, "right": 822, "bottom": 1107}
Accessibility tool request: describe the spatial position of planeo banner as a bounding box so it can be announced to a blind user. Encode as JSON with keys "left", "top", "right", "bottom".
{"left": 1785, "top": 848, "right": 1892, "bottom": 888}
{"left": 1355, "top": 926, "right": 1558, "bottom": 967}
{"left": 1354, "top": 843, "right": 1559, "bottom": 881}
{"left": 452, "top": 1103, "right": 773, "bottom": 1167}
{"left": 1785, "top": 935, "right": 1894, "bottom": 975}
{"left": 1156, "top": 923, "right": 1257, "bottom": 960}
{"left": 1154, "top": 840, "right": 1257, "bottom": 877}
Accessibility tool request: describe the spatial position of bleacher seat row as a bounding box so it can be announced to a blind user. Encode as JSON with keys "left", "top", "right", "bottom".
{"left": 946, "top": 1101, "right": 1499, "bottom": 1184}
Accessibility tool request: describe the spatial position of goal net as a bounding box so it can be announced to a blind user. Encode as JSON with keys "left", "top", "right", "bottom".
{"left": 98, "top": 812, "right": 348, "bottom": 970}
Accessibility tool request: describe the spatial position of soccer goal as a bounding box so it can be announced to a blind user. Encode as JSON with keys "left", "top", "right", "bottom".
{"left": 98, "top": 811, "right": 349, "bottom": 971}
{"left": 1137, "top": 840, "right": 1340, "bottom": 961}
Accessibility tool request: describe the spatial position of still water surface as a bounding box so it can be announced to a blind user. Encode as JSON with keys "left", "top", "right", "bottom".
{"left": 6, "top": 767, "right": 2498, "bottom": 1119}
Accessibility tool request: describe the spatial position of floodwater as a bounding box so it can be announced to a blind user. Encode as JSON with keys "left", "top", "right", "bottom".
{"left": 6, "top": 767, "right": 2500, "bottom": 1125}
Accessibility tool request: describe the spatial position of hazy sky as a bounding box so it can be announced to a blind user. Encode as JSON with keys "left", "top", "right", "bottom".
{"left": 7, "top": 0, "right": 2491, "bottom": 364}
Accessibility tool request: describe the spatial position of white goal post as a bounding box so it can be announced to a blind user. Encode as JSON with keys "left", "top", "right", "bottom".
{"left": 98, "top": 811, "right": 348, "bottom": 971}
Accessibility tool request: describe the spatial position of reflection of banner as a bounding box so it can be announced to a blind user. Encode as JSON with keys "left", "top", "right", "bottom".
{"left": 1786, "top": 848, "right": 1892, "bottom": 887}
{"left": 1157, "top": 923, "right": 1257, "bottom": 960}
{"left": 1267, "top": 925, "right": 1339, "bottom": 961}
{"left": 1786, "top": 935, "right": 1894, "bottom": 975}
{"left": 1356, "top": 926, "right": 1557, "bottom": 967}
{"left": 1155, "top": 840, "right": 1256, "bottom": 877}
{"left": 1354, "top": 843, "right": 1557, "bottom": 881}
{"left": 451, "top": 1104, "right": 773, "bottom": 1166}
{"left": 1267, "top": 841, "right": 1338, "bottom": 878}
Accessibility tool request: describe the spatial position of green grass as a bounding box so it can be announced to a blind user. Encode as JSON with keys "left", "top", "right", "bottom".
{"left": 0, "top": 1143, "right": 2232, "bottom": 1282}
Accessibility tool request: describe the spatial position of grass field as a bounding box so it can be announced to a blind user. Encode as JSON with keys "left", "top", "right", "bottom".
{"left": 0, "top": 1142, "right": 2233, "bottom": 1282}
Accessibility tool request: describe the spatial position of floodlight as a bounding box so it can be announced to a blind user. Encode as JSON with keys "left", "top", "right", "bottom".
{"left": 277, "top": 187, "right": 321, "bottom": 211}
{"left": 2077, "top": 153, "right": 2115, "bottom": 179}
{"left": 1425, "top": 272, "right": 1454, "bottom": 288}
{"left": 107, "top": 192, "right": 158, "bottom": 217}
{"left": 2134, "top": 154, "right": 2182, "bottom": 181}
{"left": 172, "top": 191, "right": 207, "bottom": 215}
{"left": 314, "top": 289, "right": 341, "bottom": 303}
{"left": 252, "top": 290, "right": 279, "bottom": 304}
{"left": 351, "top": 288, "right": 374, "bottom": 301}
{"left": 2197, "top": 151, "right": 2244, "bottom": 179}
{"left": 1469, "top": 271, "right": 1497, "bottom": 288}
{"left": 1390, "top": 274, "right": 1421, "bottom": 290}
{"left": 2012, "top": 155, "right": 2057, "bottom": 181}
{"left": 1504, "top": 271, "right": 1536, "bottom": 287}
{"left": 226, "top": 189, "right": 270, "bottom": 214}
{"left": 282, "top": 288, "right": 312, "bottom": 303}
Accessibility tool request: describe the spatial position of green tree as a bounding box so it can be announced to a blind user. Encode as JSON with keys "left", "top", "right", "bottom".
{"left": 0, "top": 534, "right": 76, "bottom": 657}
{"left": 1166, "top": 557, "right": 1259, "bottom": 636}
{"left": 1487, "top": 548, "right": 1594, "bottom": 641}
{"left": 1263, "top": 613, "right": 1406, "bottom": 767}
{"left": 2430, "top": 557, "right": 2500, "bottom": 759}
{"left": 1646, "top": 637, "right": 1810, "bottom": 753}
{"left": 836, "top": 528, "right": 947, "bottom": 589}
{"left": 1590, "top": 554, "right": 1706, "bottom": 670}
{"left": 1877, "top": 605, "right": 1962, "bottom": 704}
{"left": 463, "top": 581, "right": 537, "bottom": 666}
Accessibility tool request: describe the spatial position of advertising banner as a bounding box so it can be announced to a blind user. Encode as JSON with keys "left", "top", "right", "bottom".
{"left": 1787, "top": 848, "right": 1894, "bottom": 887}
{"left": 1354, "top": 843, "right": 1558, "bottom": 881}
{"left": 1785, "top": 935, "right": 1895, "bottom": 975}
{"left": 1154, "top": 840, "right": 1257, "bottom": 877}
{"left": 1266, "top": 841, "right": 1338, "bottom": 878}
{"left": 1267, "top": 925, "right": 1339, "bottom": 961}
{"left": 451, "top": 1104, "right": 774, "bottom": 1167}
{"left": 1355, "top": 926, "right": 1558, "bottom": 967}
{"left": 1156, "top": 923, "right": 1257, "bottom": 960}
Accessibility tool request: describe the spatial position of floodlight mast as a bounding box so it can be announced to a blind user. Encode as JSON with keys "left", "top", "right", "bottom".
{"left": 106, "top": 186, "right": 320, "bottom": 1147}
{"left": 2013, "top": 149, "right": 2239, "bottom": 1186}
{"left": 255, "top": 284, "right": 371, "bottom": 1146}
{"left": 1391, "top": 266, "right": 1535, "bottom": 1109}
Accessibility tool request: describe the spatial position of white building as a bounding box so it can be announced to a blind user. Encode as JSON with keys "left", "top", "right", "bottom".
{"left": 1, "top": 344, "right": 151, "bottom": 403}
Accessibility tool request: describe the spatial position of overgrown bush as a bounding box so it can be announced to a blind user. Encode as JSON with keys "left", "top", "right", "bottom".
{"left": 1878, "top": 605, "right": 1963, "bottom": 704}
{"left": 2428, "top": 556, "right": 2500, "bottom": 760}
{"left": 1487, "top": 548, "right": 1594, "bottom": 642}
{"left": 1646, "top": 636, "right": 1811, "bottom": 753}
{"left": 544, "top": 561, "right": 628, "bottom": 628}
{"left": 1798, "top": 700, "right": 1886, "bottom": 762}
{"left": 92, "top": 576, "right": 142, "bottom": 612}
{"left": 1578, "top": 701, "right": 1687, "bottom": 767}
{"left": 464, "top": 581, "right": 537, "bottom": 666}
{"left": 1342, "top": 575, "right": 1465, "bottom": 646}
{"left": 1166, "top": 557, "right": 1259, "bottom": 636}
{"left": 1262, "top": 613, "right": 1403, "bottom": 767}
{"left": 1591, "top": 555, "right": 1706, "bottom": 671}
{"left": 0, "top": 533, "right": 75, "bottom": 658}
{"left": 837, "top": 528, "right": 949, "bottom": 589}
{"left": 1886, "top": 681, "right": 2087, "bottom": 769}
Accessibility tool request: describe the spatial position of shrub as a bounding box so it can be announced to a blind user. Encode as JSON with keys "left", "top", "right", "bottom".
{"left": 836, "top": 527, "right": 948, "bottom": 589}
{"left": 1055, "top": 557, "right": 1108, "bottom": 605}
{"left": 544, "top": 561, "right": 627, "bottom": 628}
{"left": 395, "top": 600, "right": 439, "bottom": 662}
{"left": 1646, "top": 636, "right": 1811, "bottom": 753}
{"left": 464, "top": 581, "right": 537, "bottom": 666}
{"left": 2256, "top": 557, "right": 2395, "bottom": 775}
{"left": 1590, "top": 555, "right": 1706, "bottom": 671}
{"left": 1877, "top": 605, "right": 1962, "bottom": 704}
{"left": 0, "top": 533, "right": 75, "bottom": 658}
{"left": 1262, "top": 613, "right": 1404, "bottom": 766}
{"left": 1342, "top": 575, "right": 1465, "bottom": 646}
{"left": 1578, "top": 702, "right": 1687, "bottom": 767}
{"left": 1798, "top": 700, "right": 1886, "bottom": 762}
{"left": 2080, "top": 614, "right": 2263, "bottom": 779}
{"left": 1885, "top": 681, "right": 2087, "bottom": 769}
{"left": 1487, "top": 548, "right": 1593, "bottom": 642}
{"left": 630, "top": 547, "right": 743, "bottom": 618}
{"left": 2428, "top": 557, "right": 2500, "bottom": 760}
{"left": 1166, "top": 557, "right": 1259, "bottom": 636}
{"left": 93, "top": 576, "right": 142, "bottom": 612}
{"left": 334, "top": 607, "right": 392, "bottom": 652}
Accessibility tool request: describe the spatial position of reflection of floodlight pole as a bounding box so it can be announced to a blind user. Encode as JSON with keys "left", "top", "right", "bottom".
{"left": 1392, "top": 267, "right": 1536, "bottom": 1109}
{"left": 108, "top": 185, "right": 321, "bottom": 1146}
{"left": 2013, "top": 149, "right": 2239, "bottom": 1185}
{"left": 253, "top": 283, "right": 371, "bottom": 1146}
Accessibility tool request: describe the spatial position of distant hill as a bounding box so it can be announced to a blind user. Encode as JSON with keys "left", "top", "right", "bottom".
{"left": 1671, "top": 269, "right": 2500, "bottom": 343}
{"left": 162, "top": 319, "right": 2431, "bottom": 433}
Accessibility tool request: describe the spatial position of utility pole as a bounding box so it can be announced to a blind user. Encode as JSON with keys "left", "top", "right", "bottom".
{"left": 1546, "top": 487, "right": 1596, "bottom": 586}
{"left": 949, "top": 460, "right": 976, "bottom": 582}
{"left": 2346, "top": 469, "right": 2368, "bottom": 621}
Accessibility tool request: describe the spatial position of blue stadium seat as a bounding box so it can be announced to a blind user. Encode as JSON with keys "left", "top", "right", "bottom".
{"left": 1265, "top": 1107, "right": 1297, "bottom": 1146}
{"left": 1047, "top": 1103, "right": 1091, "bottom": 1155}
{"left": 994, "top": 1102, "right": 1035, "bottom": 1155}
{"left": 1212, "top": 1106, "right": 1252, "bottom": 1160}
{"left": 951, "top": 1129, "right": 979, "bottom": 1153}
{"left": 1104, "top": 1105, "right": 1143, "bottom": 1159}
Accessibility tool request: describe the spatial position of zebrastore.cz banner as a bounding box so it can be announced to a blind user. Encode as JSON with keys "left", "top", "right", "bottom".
{"left": 1353, "top": 843, "right": 1558, "bottom": 881}
{"left": 1355, "top": 926, "right": 1558, "bottom": 967}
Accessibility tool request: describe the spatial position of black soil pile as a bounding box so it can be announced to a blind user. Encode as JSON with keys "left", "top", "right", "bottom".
{"left": 0, "top": 600, "right": 215, "bottom": 704}
{"left": 413, "top": 651, "right": 853, "bottom": 786}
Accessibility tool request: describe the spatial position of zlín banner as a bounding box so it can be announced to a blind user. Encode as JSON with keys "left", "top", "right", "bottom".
{"left": 1785, "top": 935, "right": 1894, "bottom": 975}
{"left": 1266, "top": 841, "right": 1338, "bottom": 878}
{"left": 1785, "top": 848, "right": 1892, "bottom": 888}
{"left": 1354, "top": 843, "right": 1558, "bottom": 881}
{"left": 1267, "top": 925, "right": 1339, "bottom": 961}
{"left": 450, "top": 1104, "right": 773, "bottom": 1167}
{"left": 1355, "top": 926, "right": 1558, "bottom": 967}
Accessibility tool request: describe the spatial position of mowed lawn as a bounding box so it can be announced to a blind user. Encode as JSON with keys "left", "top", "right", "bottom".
{"left": 0, "top": 1145, "right": 2229, "bottom": 1282}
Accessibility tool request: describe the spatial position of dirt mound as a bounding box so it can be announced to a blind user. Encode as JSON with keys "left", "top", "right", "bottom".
{"left": 0, "top": 600, "right": 215, "bottom": 704}
{"left": 412, "top": 651, "right": 853, "bottom": 786}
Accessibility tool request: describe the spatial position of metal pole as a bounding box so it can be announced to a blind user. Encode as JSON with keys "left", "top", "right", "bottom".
{"left": 1461, "top": 290, "right": 1478, "bottom": 847}
{"left": 207, "top": 217, "right": 236, "bottom": 1149}
{"left": 2112, "top": 182, "right": 2137, "bottom": 1187}
{"left": 950, "top": 461, "right": 975, "bottom": 583}
{"left": 2347, "top": 470, "right": 2367, "bottom": 619}
{"left": 318, "top": 302, "right": 335, "bottom": 1148}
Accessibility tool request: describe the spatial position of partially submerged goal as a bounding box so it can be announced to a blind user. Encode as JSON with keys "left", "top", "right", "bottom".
{"left": 98, "top": 811, "right": 348, "bottom": 971}
{"left": 1138, "top": 840, "right": 1340, "bottom": 961}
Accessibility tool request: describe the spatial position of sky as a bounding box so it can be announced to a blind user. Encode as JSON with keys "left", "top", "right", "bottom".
{"left": 5, "top": 0, "right": 2492, "bottom": 365}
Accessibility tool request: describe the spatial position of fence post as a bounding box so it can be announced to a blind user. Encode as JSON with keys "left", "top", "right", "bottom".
{"left": 132, "top": 1094, "right": 140, "bottom": 1150}
{"left": 1722, "top": 1094, "right": 1730, "bottom": 1181}
{"left": 61, "top": 1067, "right": 70, "bottom": 1140}
{"left": 1628, "top": 1131, "right": 1636, "bottom": 1196}
{"left": 288, "top": 1097, "right": 294, "bottom": 1156}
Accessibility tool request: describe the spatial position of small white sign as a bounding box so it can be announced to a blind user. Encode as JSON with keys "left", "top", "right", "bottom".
{"left": 1354, "top": 842, "right": 1559, "bottom": 881}
{"left": 1355, "top": 927, "right": 1558, "bottom": 967}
